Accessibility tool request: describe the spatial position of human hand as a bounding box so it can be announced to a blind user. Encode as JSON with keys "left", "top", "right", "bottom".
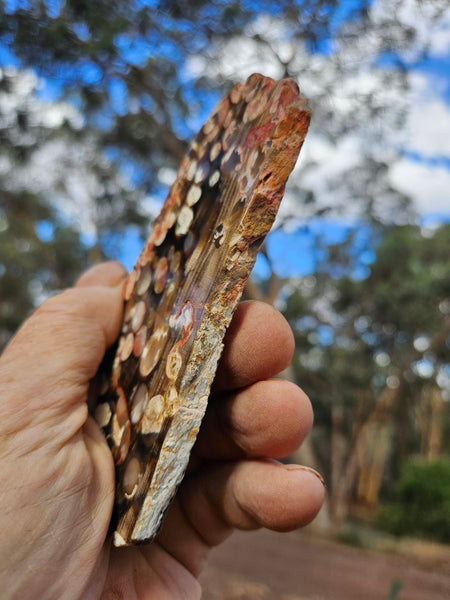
{"left": 0, "top": 261, "right": 324, "bottom": 599}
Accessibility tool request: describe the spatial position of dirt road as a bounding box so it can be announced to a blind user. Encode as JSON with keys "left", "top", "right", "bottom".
{"left": 200, "top": 529, "right": 450, "bottom": 599}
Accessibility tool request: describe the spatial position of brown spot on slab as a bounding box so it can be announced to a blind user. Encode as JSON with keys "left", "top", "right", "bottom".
{"left": 124, "top": 298, "right": 136, "bottom": 323}
{"left": 175, "top": 206, "right": 194, "bottom": 236}
{"left": 95, "top": 402, "right": 112, "bottom": 428}
{"left": 152, "top": 223, "right": 166, "bottom": 247}
{"left": 133, "top": 326, "right": 147, "bottom": 357}
{"left": 141, "top": 394, "right": 165, "bottom": 434}
{"left": 131, "top": 300, "right": 146, "bottom": 333}
{"left": 123, "top": 268, "right": 139, "bottom": 301}
{"left": 165, "top": 347, "right": 182, "bottom": 381}
{"left": 243, "top": 95, "right": 266, "bottom": 123}
{"left": 209, "top": 170, "right": 220, "bottom": 187}
{"left": 222, "top": 121, "right": 237, "bottom": 151}
{"left": 244, "top": 73, "right": 266, "bottom": 100}
{"left": 186, "top": 184, "right": 202, "bottom": 207}
{"left": 223, "top": 108, "right": 234, "bottom": 129}
{"left": 183, "top": 230, "right": 197, "bottom": 256}
{"left": 169, "top": 248, "right": 181, "bottom": 273}
{"left": 112, "top": 355, "right": 121, "bottom": 388}
{"left": 130, "top": 383, "right": 148, "bottom": 424}
{"left": 159, "top": 278, "right": 177, "bottom": 312}
{"left": 229, "top": 82, "right": 243, "bottom": 104}
{"left": 137, "top": 242, "right": 155, "bottom": 267}
{"left": 120, "top": 332, "right": 134, "bottom": 362}
{"left": 116, "top": 420, "right": 131, "bottom": 464}
{"left": 186, "top": 158, "right": 197, "bottom": 181}
{"left": 136, "top": 268, "right": 152, "bottom": 296}
{"left": 116, "top": 388, "right": 130, "bottom": 428}
{"left": 166, "top": 384, "right": 180, "bottom": 416}
{"left": 111, "top": 390, "right": 131, "bottom": 464}
{"left": 209, "top": 141, "right": 222, "bottom": 162}
{"left": 139, "top": 323, "right": 169, "bottom": 377}
{"left": 269, "top": 78, "right": 300, "bottom": 113}
{"left": 203, "top": 117, "right": 216, "bottom": 135}
{"left": 194, "top": 162, "right": 209, "bottom": 184}
{"left": 248, "top": 147, "right": 261, "bottom": 169}
{"left": 123, "top": 456, "right": 142, "bottom": 497}
{"left": 154, "top": 257, "right": 169, "bottom": 294}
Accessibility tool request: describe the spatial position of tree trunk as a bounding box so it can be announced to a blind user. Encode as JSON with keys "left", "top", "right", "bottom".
{"left": 330, "top": 436, "right": 361, "bottom": 527}
{"left": 355, "top": 385, "right": 396, "bottom": 508}
{"left": 427, "top": 385, "right": 444, "bottom": 460}
{"left": 330, "top": 404, "right": 345, "bottom": 499}
{"left": 330, "top": 385, "right": 397, "bottom": 527}
{"left": 356, "top": 420, "right": 392, "bottom": 506}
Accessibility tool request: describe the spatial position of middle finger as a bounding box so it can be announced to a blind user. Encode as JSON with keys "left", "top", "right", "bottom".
{"left": 193, "top": 379, "right": 313, "bottom": 461}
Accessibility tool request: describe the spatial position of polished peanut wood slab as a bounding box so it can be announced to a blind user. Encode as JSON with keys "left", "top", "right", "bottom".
{"left": 93, "top": 74, "right": 311, "bottom": 546}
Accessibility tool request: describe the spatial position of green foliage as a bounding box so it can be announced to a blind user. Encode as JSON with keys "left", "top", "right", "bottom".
{"left": 329, "top": 225, "right": 450, "bottom": 403}
{"left": 0, "top": 192, "right": 90, "bottom": 349}
{"left": 2, "top": 0, "right": 439, "bottom": 351}
{"left": 349, "top": 225, "right": 450, "bottom": 338}
{"left": 376, "top": 458, "right": 450, "bottom": 543}
{"left": 5, "top": 1, "right": 372, "bottom": 349}
{"left": 283, "top": 224, "right": 450, "bottom": 515}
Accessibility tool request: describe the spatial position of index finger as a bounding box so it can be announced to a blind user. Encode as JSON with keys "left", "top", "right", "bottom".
{"left": 213, "top": 301, "right": 295, "bottom": 391}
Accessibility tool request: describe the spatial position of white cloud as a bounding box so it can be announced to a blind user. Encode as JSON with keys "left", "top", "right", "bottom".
{"left": 0, "top": 67, "right": 134, "bottom": 240}
{"left": 302, "top": 135, "right": 362, "bottom": 181}
{"left": 186, "top": 34, "right": 284, "bottom": 82}
{"left": 430, "top": 19, "right": 450, "bottom": 58}
{"left": 405, "top": 74, "right": 450, "bottom": 157}
{"left": 371, "top": 0, "right": 450, "bottom": 61}
{"left": 389, "top": 159, "right": 450, "bottom": 215}
{"left": 387, "top": 70, "right": 450, "bottom": 217}
{"left": 408, "top": 99, "right": 450, "bottom": 156}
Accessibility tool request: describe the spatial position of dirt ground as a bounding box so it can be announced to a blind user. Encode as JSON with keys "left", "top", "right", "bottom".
{"left": 199, "top": 529, "right": 450, "bottom": 599}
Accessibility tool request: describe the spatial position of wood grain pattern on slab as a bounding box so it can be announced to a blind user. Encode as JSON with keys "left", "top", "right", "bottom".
{"left": 92, "top": 73, "right": 311, "bottom": 546}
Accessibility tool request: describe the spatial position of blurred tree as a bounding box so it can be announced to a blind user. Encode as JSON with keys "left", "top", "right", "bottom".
{"left": 0, "top": 67, "right": 144, "bottom": 346}
{"left": 0, "top": 1, "right": 448, "bottom": 535}
{"left": 0, "top": 190, "right": 89, "bottom": 348}
{"left": 189, "top": 0, "right": 448, "bottom": 225}
{"left": 283, "top": 224, "right": 450, "bottom": 526}
{"left": 1, "top": 0, "right": 446, "bottom": 346}
{"left": 3, "top": 0, "right": 445, "bottom": 221}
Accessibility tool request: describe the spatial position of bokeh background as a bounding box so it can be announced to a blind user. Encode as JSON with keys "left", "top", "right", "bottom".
{"left": 0, "top": 1, "right": 449, "bottom": 598}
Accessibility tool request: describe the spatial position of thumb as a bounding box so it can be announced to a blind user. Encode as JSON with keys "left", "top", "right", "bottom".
{"left": 0, "top": 261, "right": 126, "bottom": 420}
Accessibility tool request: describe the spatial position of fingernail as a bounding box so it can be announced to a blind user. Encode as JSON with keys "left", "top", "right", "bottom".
{"left": 285, "top": 464, "right": 325, "bottom": 486}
